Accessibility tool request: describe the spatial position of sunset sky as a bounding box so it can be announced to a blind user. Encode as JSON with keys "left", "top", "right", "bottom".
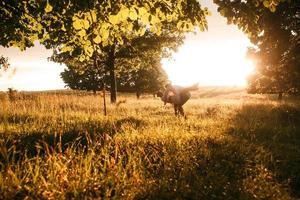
{"left": 0, "top": 1, "right": 254, "bottom": 91}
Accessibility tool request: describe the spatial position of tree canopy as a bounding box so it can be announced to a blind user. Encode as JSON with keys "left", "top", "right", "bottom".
{"left": 0, "top": 0, "right": 209, "bottom": 58}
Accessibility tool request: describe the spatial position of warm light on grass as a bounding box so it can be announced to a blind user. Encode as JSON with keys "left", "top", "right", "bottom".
{"left": 0, "top": 91, "right": 299, "bottom": 199}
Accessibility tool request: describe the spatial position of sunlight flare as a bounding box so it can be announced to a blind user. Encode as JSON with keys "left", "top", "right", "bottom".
{"left": 162, "top": 39, "right": 255, "bottom": 87}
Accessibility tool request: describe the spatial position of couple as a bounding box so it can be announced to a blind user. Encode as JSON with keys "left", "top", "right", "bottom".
{"left": 157, "top": 83, "right": 198, "bottom": 116}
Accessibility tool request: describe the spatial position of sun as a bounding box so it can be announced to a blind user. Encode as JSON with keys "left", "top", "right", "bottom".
{"left": 162, "top": 38, "right": 255, "bottom": 87}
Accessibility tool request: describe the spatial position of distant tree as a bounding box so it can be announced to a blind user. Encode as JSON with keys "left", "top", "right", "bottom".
{"left": 60, "top": 56, "right": 167, "bottom": 98}
{"left": 53, "top": 30, "right": 181, "bottom": 98}
{"left": 0, "top": 55, "right": 14, "bottom": 78}
{"left": 60, "top": 61, "right": 107, "bottom": 95}
{"left": 214, "top": 0, "right": 300, "bottom": 99}
{"left": 0, "top": 56, "right": 9, "bottom": 70}
{"left": 117, "top": 56, "right": 168, "bottom": 98}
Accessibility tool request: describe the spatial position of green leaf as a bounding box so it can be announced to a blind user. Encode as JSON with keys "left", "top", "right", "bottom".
{"left": 129, "top": 8, "right": 138, "bottom": 20}
{"left": 101, "top": 29, "right": 109, "bottom": 41}
{"left": 45, "top": 1, "right": 53, "bottom": 13}
{"left": 79, "top": 55, "right": 85, "bottom": 62}
{"left": 138, "top": 7, "right": 148, "bottom": 16}
{"left": 73, "top": 19, "right": 83, "bottom": 30}
{"left": 93, "top": 35, "right": 101, "bottom": 44}
{"left": 109, "top": 15, "right": 118, "bottom": 25}
{"left": 141, "top": 13, "right": 150, "bottom": 24}
{"left": 84, "top": 44, "right": 94, "bottom": 57}
{"left": 263, "top": 0, "right": 270, "bottom": 8}
{"left": 61, "top": 45, "right": 72, "bottom": 53}
{"left": 77, "top": 29, "right": 86, "bottom": 37}
{"left": 117, "top": 36, "right": 124, "bottom": 45}
{"left": 83, "top": 19, "right": 90, "bottom": 29}
{"left": 269, "top": 5, "right": 276, "bottom": 12}
{"left": 61, "top": 24, "right": 66, "bottom": 31}
{"left": 118, "top": 7, "right": 130, "bottom": 20}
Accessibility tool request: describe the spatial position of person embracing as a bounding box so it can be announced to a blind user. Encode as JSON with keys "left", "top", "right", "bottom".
{"left": 157, "top": 83, "right": 198, "bottom": 116}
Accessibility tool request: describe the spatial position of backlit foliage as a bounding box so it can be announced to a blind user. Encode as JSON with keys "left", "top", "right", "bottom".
{"left": 0, "top": 0, "right": 209, "bottom": 61}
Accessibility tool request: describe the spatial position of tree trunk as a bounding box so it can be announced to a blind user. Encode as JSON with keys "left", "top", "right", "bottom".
{"left": 107, "top": 45, "right": 117, "bottom": 103}
{"left": 278, "top": 92, "right": 283, "bottom": 101}
{"left": 103, "top": 84, "right": 107, "bottom": 116}
{"left": 93, "top": 52, "right": 106, "bottom": 116}
{"left": 109, "top": 67, "right": 117, "bottom": 103}
{"left": 136, "top": 91, "right": 141, "bottom": 99}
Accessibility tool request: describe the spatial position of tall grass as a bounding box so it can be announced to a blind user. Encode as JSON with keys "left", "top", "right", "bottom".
{"left": 0, "top": 91, "right": 300, "bottom": 199}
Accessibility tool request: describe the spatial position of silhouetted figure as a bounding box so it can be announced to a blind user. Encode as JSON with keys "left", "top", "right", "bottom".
{"left": 157, "top": 83, "right": 198, "bottom": 116}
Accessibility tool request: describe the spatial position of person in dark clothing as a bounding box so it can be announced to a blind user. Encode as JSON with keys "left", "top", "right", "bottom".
{"left": 157, "top": 83, "right": 198, "bottom": 116}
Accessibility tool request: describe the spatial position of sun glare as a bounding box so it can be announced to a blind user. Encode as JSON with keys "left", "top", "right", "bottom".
{"left": 162, "top": 39, "right": 255, "bottom": 87}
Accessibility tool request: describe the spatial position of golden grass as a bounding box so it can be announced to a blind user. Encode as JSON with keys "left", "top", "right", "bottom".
{"left": 0, "top": 90, "right": 300, "bottom": 199}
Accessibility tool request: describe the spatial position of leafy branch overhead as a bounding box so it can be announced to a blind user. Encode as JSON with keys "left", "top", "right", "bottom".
{"left": 213, "top": 0, "right": 290, "bottom": 38}
{"left": 0, "top": 0, "right": 209, "bottom": 61}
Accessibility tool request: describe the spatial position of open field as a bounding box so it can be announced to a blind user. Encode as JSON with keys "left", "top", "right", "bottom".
{"left": 1, "top": 88, "right": 300, "bottom": 199}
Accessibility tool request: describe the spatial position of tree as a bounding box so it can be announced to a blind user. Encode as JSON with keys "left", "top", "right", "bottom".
{"left": 0, "top": 55, "right": 13, "bottom": 78}
{"left": 1, "top": 0, "right": 209, "bottom": 103}
{"left": 0, "top": 56, "right": 9, "bottom": 70}
{"left": 60, "top": 61, "right": 107, "bottom": 95}
{"left": 60, "top": 55, "right": 167, "bottom": 98}
{"left": 117, "top": 56, "right": 168, "bottom": 98}
{"left": 52, "top": 27, "right": 183, "bottom": 99}
{"left": 57, "top": 30, "right": 176, "bottom": 98}
{"left": 214, "top": 0, "right": 300, "bottom": 99}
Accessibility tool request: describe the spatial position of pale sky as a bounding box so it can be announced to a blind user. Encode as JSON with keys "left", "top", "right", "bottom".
{"left": 0, "top": 1, "right": 254, "bottom": 91}
{"left": 0, "top": 44, "right": 66, "bottom": 91}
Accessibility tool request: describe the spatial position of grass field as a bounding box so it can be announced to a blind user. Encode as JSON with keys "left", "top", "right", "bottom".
{"left": 0, "top": 88, "right": 300, "bottom": 199}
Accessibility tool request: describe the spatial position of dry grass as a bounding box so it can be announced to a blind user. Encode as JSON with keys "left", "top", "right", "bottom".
{"left": 0, "top": 90, "right": 300, "bottom": 199}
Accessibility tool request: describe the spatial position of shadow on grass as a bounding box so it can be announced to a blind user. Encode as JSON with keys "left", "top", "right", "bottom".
{"left": 136, "top": 104, "right": 300, "bottom": 199}
{"left": 135, "top": 137, "right": 250, "bottom": 200}
{"left": 115, "top": 116, "right": 145, "bottom": 130}
{"left": 226, "top": 103, "right": 300, "bottom": 198}
{"left": 0, "top": 116, "right": 145, "bottom": 163}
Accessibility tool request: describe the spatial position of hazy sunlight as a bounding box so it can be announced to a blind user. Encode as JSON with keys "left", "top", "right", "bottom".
{"left": 161, "top": 1, "right": 255, "bottom": 87}
{"left": 162, "top": 38, "right": 255, "bottom": 87}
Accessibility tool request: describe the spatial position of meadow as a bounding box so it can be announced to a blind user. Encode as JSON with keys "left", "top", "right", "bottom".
{"left": 0, "top": 88, "right": 300, "bottom": 199}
